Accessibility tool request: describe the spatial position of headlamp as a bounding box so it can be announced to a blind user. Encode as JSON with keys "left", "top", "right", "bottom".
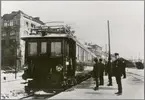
{"left": 56, "top": 64, "right": 63, "bottom": 72}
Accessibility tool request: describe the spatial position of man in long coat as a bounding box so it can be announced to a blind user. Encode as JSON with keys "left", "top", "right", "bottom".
{"left": 113, "top": 53, "right": 123, "bottom": 95}
{"left": 93, "top": 58, "right": 99, "bottom": 90}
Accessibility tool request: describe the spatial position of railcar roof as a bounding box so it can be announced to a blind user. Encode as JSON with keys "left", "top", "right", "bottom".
{"left": 21, "top": 33, "right": 96, "bottom": 57}
{"left": 21, "top": 34, "right": 68, "bottom": 39}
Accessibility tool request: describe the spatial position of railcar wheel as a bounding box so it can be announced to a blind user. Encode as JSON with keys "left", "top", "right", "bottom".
{"left": 62, "top": 81, "right": 69, "bottom": 90}
{"left": 25, "top": 86, "right": 31, "bottom": 94}
{"left": 73, "top": 78, "right": 77, "bottom": 85}
{"left": 25, "top": 86, "right": 35, "bottom": 95}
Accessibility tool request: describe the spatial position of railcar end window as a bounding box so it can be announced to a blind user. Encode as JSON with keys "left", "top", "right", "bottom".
{"left": 28, "top": 42, "right": 37, "bottom": 56}
{"left": 51, "top": 42, "right": 61, "bottom": 56}
{"left": 41, "top": 42, "right": 47, "bottom": 54}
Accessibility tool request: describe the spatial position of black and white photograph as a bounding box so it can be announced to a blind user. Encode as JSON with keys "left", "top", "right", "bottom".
{"left": 1, "top": 1, "right": 144, "bottom": 99}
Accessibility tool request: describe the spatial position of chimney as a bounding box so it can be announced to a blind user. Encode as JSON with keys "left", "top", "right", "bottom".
{"left": 34, "top": 17, "right": 40, "bottom": 20}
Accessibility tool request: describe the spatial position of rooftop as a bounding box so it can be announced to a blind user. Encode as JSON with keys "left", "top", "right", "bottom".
{"left": 2, "top": 10, "right": 44, "bottom": 25}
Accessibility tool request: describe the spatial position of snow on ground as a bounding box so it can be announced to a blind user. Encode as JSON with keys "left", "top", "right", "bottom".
{"left": 126, "top": 68, "right": 144, "bottom": 77}
{"left": 1, "top": 70, "right": 27, "bottom": 99}
{"left": 1, "top": 80, "right": 27, "bottom": 99}
{"left": 1, "top": 71, "right": 23, "bottom": 83}
{"left": 1, "top": 68, "right": 144, "bottom": 99}
{"left": 49, "top": 76, "right": 144, "bottom": 99}
{"left": 49, "top": 69, "right": 144, "bottom": 99}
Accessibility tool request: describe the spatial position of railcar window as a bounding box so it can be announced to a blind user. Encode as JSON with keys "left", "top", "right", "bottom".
{"left": 82, "top": 49, "right": 84, "bottom": 61}
{"left": 66, "top": 43, "right": 69, "bottom": 56}
{"left": 86, "top": 52, "right": 88, "bottom": 62}
{"left": 41, "top": 42, "right": 47, "bottom": 54}
{"left": 78, "top": 47, "right": 81, "bottom": 61}
{"left": 84, "top": 51, "right": 86, "bottom": 61}
{"left": 51, "top": 42, "right": 61, "bottom": 56}
{"left": 76, "top": 45, "right": 79, "bottom": 59}
{"left": 28, "top": 42, "right": 37, "bottom": 56}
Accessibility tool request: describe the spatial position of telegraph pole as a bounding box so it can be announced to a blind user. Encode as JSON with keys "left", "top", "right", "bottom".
{"left": 107, "top": 20, "right": 111, "bottom": 62}
{"left": 107, "top": 20, "right": 112, "bottom": 86}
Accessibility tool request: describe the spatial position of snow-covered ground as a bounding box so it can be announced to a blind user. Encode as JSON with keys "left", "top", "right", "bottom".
{"left": 126, "top": 68, "right": 144, "bottom": 77}
{"left": 49, "top": 68, "right": 144, "bottom": 99}
{"left": 1, "top": 71, "right": 23, "bottom": 83}
{"left": 1, "top": 70, "right": 27, "bottom": 99}
{"left": 49, "top": 75, "right": 144, "bottom": 99}
{"left": 1, "top": 68, "right": 144, "bottom": 99}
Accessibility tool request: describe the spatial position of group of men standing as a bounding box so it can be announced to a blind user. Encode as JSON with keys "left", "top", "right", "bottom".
{"left": 93, "top": 53, "right": 126, "bottom": 96}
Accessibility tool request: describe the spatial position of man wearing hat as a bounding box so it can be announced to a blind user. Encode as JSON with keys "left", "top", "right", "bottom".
{"left": 93, "top": 58, "right": 99, "bottom": 90}
{"left": 114, "top": 53, "right": 123, "bottom": 95}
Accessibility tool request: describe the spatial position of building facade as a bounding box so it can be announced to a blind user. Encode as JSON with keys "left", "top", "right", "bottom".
{"left": 85, "top": 43, "right": 103, "bottom": 59}
{"left": 1, "top": 10, "right": 44, "bottom": 70}
{"left": 88, "top": 44, "right": 103, "bottom": 59}
{"left": 85, "top": 43, "right": 116, "bottom": 62}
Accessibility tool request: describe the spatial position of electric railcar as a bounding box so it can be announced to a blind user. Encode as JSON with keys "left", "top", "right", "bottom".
{"left": 21, "top": 25, "right": 96, "bottom": 93}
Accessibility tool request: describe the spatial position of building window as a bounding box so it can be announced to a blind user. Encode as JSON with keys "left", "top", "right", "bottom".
{"left": 2, "top": 40, "right": 6, "bottom": 46}
{"left": 4, "top": 22, "right": 8, "bottom": 27}
{"left": 10, "top": 32, "right": 15, "bottom": 36}
{"left": 10, "top": 21, "right": 13, "bottom": 26}
{"left": 26, "top": 22, "right": 29, "bottom": 27}
{"left": 13, "top": 20, "right": 17, "bottom": 25}
{"left": 7, "top": 21, "right": 10, "bottom": 26}
{"left": 51, "top": 42, "right": 61, "bottom": 56}
{"left": 41, "top": 42, "right": 47, "bottom": 54}
{"left": 31, "top": 23, "right": 35, "bottom": 28}
{"left": 9, "top": 39, "right": 16, "bottom": 46}
{"left": 2, "top": 33, "right": 6, "bottom": 37}
{"left": 28, "top": 42, "right": 37, "bottom": 56}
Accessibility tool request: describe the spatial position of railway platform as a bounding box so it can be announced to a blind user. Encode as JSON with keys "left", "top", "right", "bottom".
{"left": 49, "top": 69, "right": 144, "bottom": 99}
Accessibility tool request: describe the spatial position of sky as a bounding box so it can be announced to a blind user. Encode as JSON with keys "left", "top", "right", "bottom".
{"left": 1, "top": 1, "right": 144, "bottom": 60}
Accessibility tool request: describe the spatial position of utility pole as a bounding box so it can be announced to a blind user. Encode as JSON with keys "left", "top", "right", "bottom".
{"left": 107, "top": 20, "right": 111, "bottom": 62}
{"left": 107, "top": 20, "right": 112, "bottom": 86}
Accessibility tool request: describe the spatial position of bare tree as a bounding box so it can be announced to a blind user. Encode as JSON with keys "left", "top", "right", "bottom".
{"left": 2, "top": 25, "right": 21, "bottom": 79}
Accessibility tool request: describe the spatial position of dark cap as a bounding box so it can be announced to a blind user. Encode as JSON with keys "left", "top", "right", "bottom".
{"left": 94, "top": 58, "right": 98, "bottom": 62}
{"left": 114, "top": 53, "right": 119, "bottom": 56}
{"left": 99, "top": 58, "right": 102, "bottom": 62}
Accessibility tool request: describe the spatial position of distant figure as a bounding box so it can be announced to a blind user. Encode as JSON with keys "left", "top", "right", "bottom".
{"left": 114, "top": 53, "right": 123, "bottom": 95}
{"left": 3, "top": 77, "right": 6, "bottom": 80}
{"left": 93, "top": 58, "right": 99, "bottom": 90}
{"left": 98, "top": 58, "right": 105, "bottom": 85}
{"left": 122, "top": 60, "right": 126, "bottom": 78}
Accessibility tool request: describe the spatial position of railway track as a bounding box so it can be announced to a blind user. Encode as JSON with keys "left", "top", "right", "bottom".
{"left": 19, "top": 91, "right": 57, "bottom": 100}
{"left": 18, "top": 75, "right": 91, "bottom": 100}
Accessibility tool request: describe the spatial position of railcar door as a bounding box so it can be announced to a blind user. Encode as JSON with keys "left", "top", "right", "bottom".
{"left": 49, "top": 40, "right": 64, "bottom": 84}
{"left": 66, "top": 39, "right": 76, "bottom": 77}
